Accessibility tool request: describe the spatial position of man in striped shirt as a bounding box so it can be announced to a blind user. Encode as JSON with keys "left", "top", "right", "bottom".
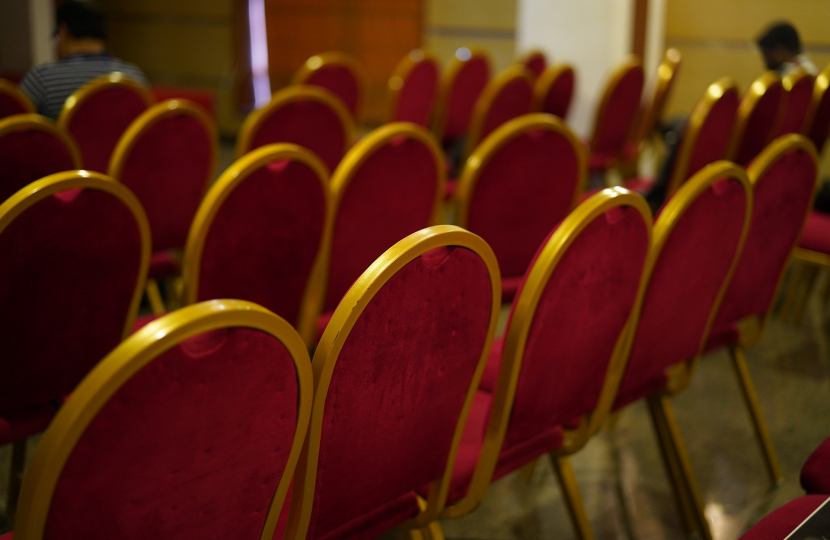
{"left": 19, "top": 1, "right": 148, "bottom": 120}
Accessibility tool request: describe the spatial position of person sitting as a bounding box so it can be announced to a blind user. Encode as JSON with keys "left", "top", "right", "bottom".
{"left": 756, "top": 21, "right": 818, "bottom": 76}
{"left": 19, "top": 1, "right": 148, "bottom": 120}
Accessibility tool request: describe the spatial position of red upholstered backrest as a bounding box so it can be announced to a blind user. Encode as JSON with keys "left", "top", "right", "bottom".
{"left": 776, "top": 75, "right": 815, "bottom": 137}
{"left": 0, "top": 185, "right": 143, "bottom": 415}
{"left": 618, "top": 168, "right": 749, "bottom": 402}
{"left": 63, "top": 85, "right": 150, "bottom": 173}
{"left": 0, "top": 92, "right": 31, "bottom": 119}
{"left": 677, "top": 87, "right": 739, "bottom": 186}
{"left": 714, "top": 139, "right": 816, "bottom": 327}
{"left": 590, "top": 63, "right": 645, "bottom": 156}
{"left": 734, "top": 80, "right": 784, "bottom": 165}
{"left": 521, "top": 52, "right": 546, "bottom": 79}
{"left": 442, "top": 55, "right": 491, "bottom": 140}
{"left": 540, "top": 67, "right": 575, "bottom": 120}
{"left": 195, "top": 155, "right": 328, "bottom": 330}
{"left": 307, "top": 245, "right": 494, "bottom": 540}
{"left": 44, "top": 326, "right": 301, "bottom": 539}
{"left": 808, "top": 77, "right": 830, "bottom": 154}
{"left": 505, "top": 202, "right": 649, "bottom": 449}
{"left": 324, "top": 127, "right": 440, "bottom": 312}
{"left": 393, "top": 60, "right": 440, "bottom": 126}
{"left": 304, "top": 64, "right": 360, "bottom": 118}
{"left": 464, "top": 116, "right": 582, "bottom": 279}
{"left": 0, "top": 120, "right": 77, "bottom": 202}
{"left": 113, "top": 103, "right": 214, "bottom": 251}
{"left": 477, "top": 75, "right": 534, "bottom": 145}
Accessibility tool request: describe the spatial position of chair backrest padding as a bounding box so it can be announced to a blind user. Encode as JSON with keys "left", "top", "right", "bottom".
{"left": 533, "top": 64, "right": 576, "bottom": 120}
{"left": 292, "top": 51, "right": 365, "bottom": 119}
{"left": 589, "top": 57, "right": 645, "bottom": 157}
{"left": 465, "top": 66, "right": 534, "bottom": 156}
{"left": 388, "top": 50, "right": 440, "bottom": 126}
{"left": 776, "top": 70, "right": 815, "bottom": 137}
{"left": 806, "top": 64, "right": 830, "bottom": 154}
{"left": 436, "top": 51, "right": 492, "bottom": 141}
{"left": 730, "top": 71, "right": 783, "bottom": 165}
{"left": 0, "top": 79, "right": 34, "bottom": 119}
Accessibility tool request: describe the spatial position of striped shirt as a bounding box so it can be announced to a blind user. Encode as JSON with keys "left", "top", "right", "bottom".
{"left": 19, "top": 52, "right": 148, "bottom": 120}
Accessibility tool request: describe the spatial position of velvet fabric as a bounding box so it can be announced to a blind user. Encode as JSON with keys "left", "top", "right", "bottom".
{"left": 737, "top": 495, "right": 829, "bottom": 540}
{"left": 590, "top": 67, "right": 645, "bottom": 165}
{"left": 540, "top": 69, "right": 575, "bottom": 120}
{"left": 522, "top": 54, "right": 546, "bottom": 79}
{"left": 43, "top": 327, "right": 299, "bottom": 540}
{"left": 117, "top": 112, "right": 213, "bottom": 252}
{"left": 304, "top": 65, "right": 360, "bottom": 118}
{"left": 798, "top": 211, "right": 830, "bottom": 254}
{"left": 776, "top": 77, "right": 815, "bottom": 137}
{"left": 801, "top": 435, "right": 830, "bottom": 494}
{"left": 249, "top": 98, "right": 347, "bottom": 174}
{"left": 65, "top": 86, "right": 149, "bottom": 173}
{"left": 808, "top": 85, "right": 830, "bottom": 155}
{"left": 0, "top": 403, "right": 59, "bottom": 446}
{"left": 683, "top": 90, "right": 740, "bottom": 182}
{"left": 0, "top": 127, "right": 76, "bottom": 202}
{"left": 393, "top": 61, "right": 439, "bottom": 126}
{"left": 0, "top": 188, "right": 142, "bottom": 419}
{"left": 151, "top": 86, "right": 216, "bottom": 120}
{"left": 443, "top": 56, "right": 491, "bottom": 141}
{"left": 476, "top": 77, "right": 534, "bottom": 145}
{"left": 307, "top": 246, "right": 493, "bottom": 540}
{"left": 0, "top": 94, "right": 29, "bottom": 119}
{"left": 465, "top": 128, "right": 580, "bottom": 283}
{"left": 148, "top": 250, "right": 180, "bottom": 281}
{"left": 713, "top": 147, "right": 816, "bottom": 330}
{"left": 197, "top": 159, "right": 326, "bottom": 328}
{"left": 323, "top": 137, "right": 438, "bottom": 312}
{"left": 615, "top": 177, "right": 748, "bottom": 409}
{"left": 734, "top": 84, "right": 784, "bottom": 166}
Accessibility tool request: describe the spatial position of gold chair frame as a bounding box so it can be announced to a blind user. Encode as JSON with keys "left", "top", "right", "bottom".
{"left": 726, "top": 70, "right": 783, "bottom": 162}
{"left": 235, "top": 85, "right": 355, "bottom": 161}
{"left": 802, "top": 62, "right": 830, "bottom": 144}
{"left": 463, "top": 65, "right": 534, "bottom": 159}
{"left": 635, "top": 48, "right": 681, "bottom": 146}
{"left": 531, "top": 63, "right": 575, "bottom": 116}
{"left": 283, "top": 225, "right": 501, "bottom": 540}
{"left": 0, "top": 114, "right": 82, "bottom": 171}
{"left": 11, "top": 299, "right": 313, "bottom": 540}
{"left": 386, "top": 48, "right": 441, "bottom": 124}
{"left": 587, "top": 55, "right": 644, "bottom": 157}
{"left": 0, "top": 78, "right": 35, "bottom": 115}
{"left": 432, "top": 48, "right": 492, "bottom": 142}
{"left": 181, "top": 143, "right": 334, "bottom": 347}
{"left": 56, "top": 71, "right": 155, "bottom": 132}
{"left": 291, "top": 51, "right": 367, "bottom": 121}
{"left": 514, "top": 49, "right": 546, "bottom": 76}
{"left": 776, "top": 67, "right": 815, "bottom": 135}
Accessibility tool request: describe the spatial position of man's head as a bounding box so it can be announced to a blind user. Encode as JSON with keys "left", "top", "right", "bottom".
{"left": 757, "top": 22, "right": 802, "bottom": 72}
{"left": 55, "top": 1, "right": 107, "bottom": 59}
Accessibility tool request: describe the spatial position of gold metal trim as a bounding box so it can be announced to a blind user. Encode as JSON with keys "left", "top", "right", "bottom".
{"left": 291, "top": 51, "right": 367, "bottom": 121}
{"left": 57, "top": 72, "right": 154, "bottom": 132}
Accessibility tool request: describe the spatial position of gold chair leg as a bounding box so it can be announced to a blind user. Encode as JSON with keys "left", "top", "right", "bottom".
{"left": 549, "top": 454, "right": 595, "bottom": 540}
{"left": 729, "top": 346, "right": 783, "bottom": 485}
{"left": 145, "top": 279, "right": 166, "bottom": 315}
{"left": 778, "top": 262, "right": 806, "bottom": 320}
{"left": 6, "top": 438, "right": 26, "bottom": 524}
{"left": 518, "top": 458, "right": 539, "bottom": 483}
{"left": 646, "top": 394, "right": 712, "bottom": 540}
{"left": 402, "top": 521, "right": 445, "bottom": 540}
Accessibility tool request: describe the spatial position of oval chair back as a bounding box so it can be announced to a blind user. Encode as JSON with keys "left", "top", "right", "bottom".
{"left": 292, "top": 51, "right": 365, "bottom": 121}
{"left": 0, "top": 114, "right": 80, "bottom": 202}
{"left": 729, "top": 71, "right": 784, "bottom": 165}
{"left": 532, "top": 63, "right": 576, "bottom": 120}
{"left": 0, "top": 79, "right": 34, "bottom": 119}
{"left": 236, "top": 85, "right": 355, "bottom": 174}
{"left": 109, "top": 99, "right": 217, "bottom": 253}
{"left": 636, "top": 48, "right": 682, "bottom": 145}
{"left": 0, "top": 171, "right": 149, "bottom": 425}
{"left": 664, "top": 78, "right": 740, "bottom": 197}
{"left": 516, "top": 49, "right": 547, "bottom": 79}
{"left": 283, "top": 226, "right": 500, "bottom": 540}
{"left": 441, "top": 189, "right": 652, "bottom": 533}
{"left": 805, "top": 62, "right": 830, "bottom": 154}
{"left": 712, "top": 135, "right": 818, "bottom": 341}
{"left": 433, "top": 49, "right": 492, "bottom": 144}
{"left": 182, "top": 144, "right": 332, "bottom": 347}
{"left": 12, "top": 300, "right": 312, "bottom": 540}
{"left": 57, "top": 72, "right": 154, "bottom": 173}
{"left": 456, "top": 113, "right": 586, "bottom": 302}
{"left": 322, "top": 122, "right": 445, "bottom": 315}
{"left": 387, "top": 49, "right": 441, "bottom": 126}
{"left": 774, "top": 68, "right": 815, "bottom": 137}
{"left": 588, "top": 56, "right": 645, "bottom": 171}
{"left": 464, "top": 65, "right": 535, "bottom": 158}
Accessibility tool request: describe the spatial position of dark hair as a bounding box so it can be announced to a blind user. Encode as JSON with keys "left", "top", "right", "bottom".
{"left": 757, "top": 22, "right": 801, "bottom": 53}
{"left": 56, "top": 1, "right": 107, "bottom": 40}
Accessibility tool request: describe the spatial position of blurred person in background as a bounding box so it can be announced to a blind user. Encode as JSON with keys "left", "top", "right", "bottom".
{"left": 756, "top": 21, "right": 817, "bottom": 76}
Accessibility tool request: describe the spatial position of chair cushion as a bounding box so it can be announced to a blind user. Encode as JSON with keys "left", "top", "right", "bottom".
{"left": 0, "top": 402, "right": 59, "bottom": 446}
{"left": 738, "top": 495, "right": 829, "bottom": 540}
{"left": 623, "top": 177, "right": 654, "bottom": 195}
{"left": 501, "top": 275, "right": 524, "bottom": 304}
{"left": 0, "top": 531, "right": 12, "bottom": 539}
{"left": 588, "top": 151, "right": 615, "bottom": 172}
{"left": 148, "top": 250, "right": 180, "bottom": 281}
{"left": 801, "top": 435, "right": 830, "bottom": 494}
{"left": 798, "top": 211, "right": 830, "bottom": 255}
{"left": 478, "top": 336, "right": 504, "bottom": 394}
{"left": 702, "top": 322, "right": 740, "bottom": 354}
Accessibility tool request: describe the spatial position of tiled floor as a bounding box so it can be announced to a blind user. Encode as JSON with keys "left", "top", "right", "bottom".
{"left": 1, "top": 277, "right": 829, "bottom": 538}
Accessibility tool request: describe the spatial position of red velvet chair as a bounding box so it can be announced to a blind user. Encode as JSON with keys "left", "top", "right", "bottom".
{"left": 774, "top": 68, "right": 815, "bottom": 137}
{"left": 0, "top": 79, "right": 34, "bottom": 119}
{"left": 420, "top": 188, "right": 652, "bottom": 540}
{"left": 0, "top": 171, "right": 149, "bottom": 522}
{"left": 782, "top": 211, "right": 830, "bottom": 322}
{"left": 283, "top": 225, "right": 501, "bottom": 540}
{"left": 736, "top": 495, "right": 829, "bottom": 540}
{"left": 319, "top": 122, "right": 445, "bottom": 330}
{"left": 454, "top": 113, "right": 586, "bottom": 303}
{"left": 182, "top": 143, "right": 332, "bottom": 347}
{"left": 4, "top": 300, "right": 312, "bottom": 540}
{"left": 804, "top": 62, "right": 830, "bottom": 155}
{"left": 236, "top": 85, "right": 355, "bottom": 175}
{"left": 515, "top": 49, "right": 547, "bottom": 80}
{"left": 802, "top": 435, "right": 830, "bottom": 494}
{"left": 613, "top": 161, "right": 752, "bottom": 540}
{"left": 387, "top": 49, "right": 441, "bottom": 127}
{"left": 728, "top": 71, "right": 784, "bottom": 166}
{"left": 703, "top": 135, "right": 817, "bottom": 486}
{"left": 292, "top": 51, "right": 366, "bottom": 121}
{"left": 532, "top": 63, "right": 576, "bottom": 120}
{"left": 109, "top": 99, "right": 216, "bottom": 312}
{"left": 0, "top": 114, "right": 81, "bottom": 202}
{"left": 587, "top": 56, "right": 645, "bottom": 175}
{"left": 464, "top": 65, "right": 535, "bottom": 159}
{"left": 57, "top": 72, "right": 155, "bottom": 173}
{"left": 433, "top": 49, "right": 492, "bottom": 146}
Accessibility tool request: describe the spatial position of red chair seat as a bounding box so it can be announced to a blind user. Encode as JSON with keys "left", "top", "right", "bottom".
{"left": 802, "top": 435, "right": 830, "bottom": 494}
{"left": 150, "top": 86, "right": 216, "bottom": 121}
{"left": 501, "top": 275, "right": 524, "bottom": 304}
{"left": 588, "top": 151, "right": 615, "bottom": 172}
{"left": 738, "top": 495, "right": 828, "bottom": 540}
{"left": 148, "top": 250, "right": 180, "bottom": 281}
{"left": 703, "top": 322, "right": 740, "bottom": 353}
{"left": 445, "top": 177, "right": 457, "bottom": 201}
{"left": 479, "top": 335, "right": 504, "bottom": 394}
{"left": 0, "top": 402, "right": 59, "bottom": 446}
{"left": 798, "top": 211, "right": 830, "bottom": 255}
{"left": 623, "top": 177, "right": 654, "bottom": 194}
{"left": 0, "top": 532, "right": 11, "bottom": 540}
